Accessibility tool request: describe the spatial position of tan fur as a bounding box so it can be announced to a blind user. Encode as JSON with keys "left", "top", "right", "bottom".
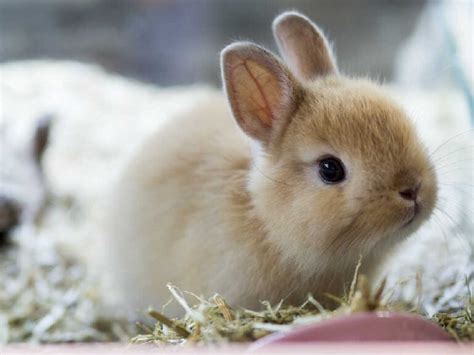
{"left": 273, "top": 11, "right": 338, "bottom": 80}
{"left": 101, "top": 12, "right": 437, "bottom": 317}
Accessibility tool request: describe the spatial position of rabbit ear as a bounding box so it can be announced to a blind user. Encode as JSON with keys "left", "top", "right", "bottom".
{"left": 221, "top": 42, "right": 299, "bottom": 144}
{"left": 273, "top": 11, "right": 338, "bottom": 81}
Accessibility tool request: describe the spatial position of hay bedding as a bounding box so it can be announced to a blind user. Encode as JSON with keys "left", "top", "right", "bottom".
{"left": 0, "top": 227, "right": 132, "bottom": 343}
{"left": 0, "top": 61, "right": 472, "bottom": 345}
{"left": 1, "top": 232, "right": 472, "bottom": 344}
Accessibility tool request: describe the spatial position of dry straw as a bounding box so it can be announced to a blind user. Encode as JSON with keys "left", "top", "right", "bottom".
{"left": 132, "top": 261, "right": 473, "bottom": 345}
{"left": 1, "top": 232, "right": 472, "bottom": 345}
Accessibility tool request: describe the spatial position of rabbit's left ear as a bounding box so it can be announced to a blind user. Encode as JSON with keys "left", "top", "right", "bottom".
{"left": 273, "top": 11, "right": 338, "bottom": 81}
{"left": 221, "top": 42, "right": 300, "bottom": 144}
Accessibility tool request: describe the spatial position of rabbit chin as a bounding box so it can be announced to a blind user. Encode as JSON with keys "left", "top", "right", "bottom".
{"left": 397, "top": 208, "right": 431, "bottom": 238}
{"left": 334, "top": 205, "right": 433, "bottom": 267}
{"left": 367, "top": 207, "right": 433, "bottom": 261}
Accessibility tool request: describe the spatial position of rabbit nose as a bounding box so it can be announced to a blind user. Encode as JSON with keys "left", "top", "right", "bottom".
{"left": 399, "top": 183, "right": 420, "bottom": 202}
{"left": 0, "top": 195, "right": 21, "bottom": 234}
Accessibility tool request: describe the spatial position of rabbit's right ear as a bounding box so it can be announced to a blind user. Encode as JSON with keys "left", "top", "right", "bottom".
{"left": 273, "top": 12, "right": 338, "bottom": 81}
{"left": 221, "top": 42, "right": 300, "bottom": 145}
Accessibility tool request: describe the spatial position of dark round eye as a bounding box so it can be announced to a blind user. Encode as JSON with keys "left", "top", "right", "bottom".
{"left": 318, "top": 157, "right": 345, "bottom": 184}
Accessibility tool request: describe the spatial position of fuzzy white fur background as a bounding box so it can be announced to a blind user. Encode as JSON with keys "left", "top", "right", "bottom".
{"left": 1, "top": 61, "right": 472, "bottom": 317}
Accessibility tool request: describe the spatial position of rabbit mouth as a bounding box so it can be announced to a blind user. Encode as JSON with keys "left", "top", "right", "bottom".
{"left": 402, "top": 203, "right": 420, "bottom": 228}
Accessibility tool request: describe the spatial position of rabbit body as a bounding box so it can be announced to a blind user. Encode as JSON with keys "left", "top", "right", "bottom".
{"left": 103, "top": 93, "right": 274, "bottom": 314}
{"left": 102, "top": 12, "right": 437, "bottom": 317}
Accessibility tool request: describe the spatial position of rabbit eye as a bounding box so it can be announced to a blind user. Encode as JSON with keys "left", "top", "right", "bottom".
{"left": 318, "top": 157, "right": 345, "bottom": 184}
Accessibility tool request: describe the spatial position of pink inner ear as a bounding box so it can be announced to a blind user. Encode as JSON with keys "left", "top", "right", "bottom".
{"left": 228, "top": 56, "right": 283, "bottom": 128}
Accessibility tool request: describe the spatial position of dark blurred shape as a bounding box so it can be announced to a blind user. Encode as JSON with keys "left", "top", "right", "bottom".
{"left": 0, "top": 113, "right": 52, "bottom": 243}
{"left": 33, "top": 113, "right": 53, "bottom": 167}
{"left": 0, "top": 195, "right": 21, "bottom": 242}
{"left": 0, "top": 0, "right": 425, "bottom": 85}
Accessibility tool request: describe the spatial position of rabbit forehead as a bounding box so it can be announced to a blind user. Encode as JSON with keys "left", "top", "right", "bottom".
{"left": 285, "top": 78, "right": 428, "bottom": 170}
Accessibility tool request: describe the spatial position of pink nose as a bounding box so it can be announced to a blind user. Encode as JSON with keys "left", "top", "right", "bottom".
{"left": 399, "top": 184, "right": 420, "bottom": 201}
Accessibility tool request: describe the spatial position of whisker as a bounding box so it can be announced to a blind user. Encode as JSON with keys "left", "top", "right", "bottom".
{"left": 434, "top": 206, "right": 460, "bottom": 231}
{"left": 434, "top": 167, "right": 474, "bottom": 177}
{"left": 430, "top": 212, "right": 452, "bottom": 248}
{"left": 437, "top": 184, "right": 473, "bottom": 196}
{"left": 437, "top": 182, "right": 474, "bottom": 188}
{"left": 428, "top": 129, "right": 474, "bottom": 158}
{"left": 436, "top": 176, "right": 472, "bottom": 185}
{"left": 435, "top": 196, "right": 474, "bottom": 225}
{"left": 433, "top": 158, "right": 474, "bottom": 172}
{"left": 251, "top": 162, "right": 292, "bottom": 186}
{"left": 434, "top": 172, "right": 473, "bottom": 183}
{"left": 431, "top": 146, "right": 474, "bottom": 165}
{"left": 437, "top": 193, "right": 474, "bottom": 209}
{"left": 433, "top": 208, "right": 471, "bottom": 249}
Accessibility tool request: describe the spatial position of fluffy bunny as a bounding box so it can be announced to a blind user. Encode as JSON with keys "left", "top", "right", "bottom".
{"left": 102, "top": 12, "right": 437, "bottom": 317}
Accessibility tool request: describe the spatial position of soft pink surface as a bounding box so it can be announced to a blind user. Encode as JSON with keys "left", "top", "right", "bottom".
{"left": 1, "top": 343, "right": 471, "bottom": 355}
{"left": 251, "top": 311, "right": 453, "bottom": 349}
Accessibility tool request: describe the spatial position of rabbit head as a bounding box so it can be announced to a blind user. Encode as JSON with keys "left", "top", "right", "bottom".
{"left": 221, "top": 12, "right": 437, "bottom": 272}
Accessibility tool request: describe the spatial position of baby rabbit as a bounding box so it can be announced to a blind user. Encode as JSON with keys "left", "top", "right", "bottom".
{"left": 102, "top": 12, "right": 437, "bottom": 317}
